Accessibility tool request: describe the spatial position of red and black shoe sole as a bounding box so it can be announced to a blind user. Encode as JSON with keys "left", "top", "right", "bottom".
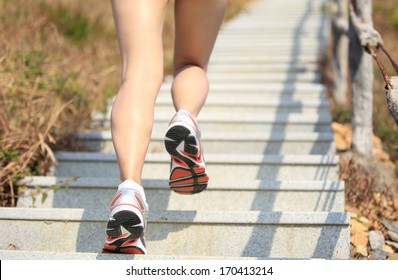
{"left": 102, "top": 236, "right": 146, "bottom": 254}
{"left": 165, "top": 125, "right": 208, "bottom": 195}
{"left": 106, "top": 210, "right": 144, "bottom": 239}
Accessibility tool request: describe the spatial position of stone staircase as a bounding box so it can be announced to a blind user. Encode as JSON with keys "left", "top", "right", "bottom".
{"left": 0, "top": 0, "right": 350, "bottom": 260}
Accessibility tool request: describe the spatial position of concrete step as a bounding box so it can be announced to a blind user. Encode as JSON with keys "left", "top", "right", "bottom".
{"left": 231, "top": 0, "right": 326, "bottom": 8}
{"left": 224, "top": 15, "right": 328, "bottom": 24}
{"left": 0, "top": 208, "right": 350, "bottom": 259}
{"left": 0, "top": 250, "right": 258, "bottom": 260}
{"left": 75, "top": 131, "right": 335, "bottom": 155}
{"left": 163, "top": 103, "right": 329, "bottom": 115}
{"left": 230, "top": 9, "right": 326, "bottom": 15}
{"left": 217, "top": 34, "right": 328, "bottom": 43}
{"left": 93, "top": 92, "right": 330, "bottom": 118}
{"left": 93, "top": 95, "right": 331, "bottom": 118}
{"left": 213, "top": 42, "right": 326, "bottom": 51}
{"left": 98, "top": 92, "right": 329, "bottom": 110}
{"left": 222, "top": 22, "right": 328, "bottom": 31}
{"left": 91, "top": 102, "right": 329, "bottom": 126}
{"left": 214, "top": 41, "right": 327, "bottom": 49}
{"left": 215, "top": 33, "right": 326, "bottom": 41}
{"left": 161, "top": 82, "right": 325, "bottom": 94}
{"left": 159, "top": 95, "right": 328, "bottom": 106}
{"left": 215, "top": 25, "right": 328, "bottom": 33}
{"left": 218, "top": 32, "right": 327, "bottom": 41}
{"left": 156, "top": 91, "right": 329, "bottom": 106}
{"left": 207, "top": 63, "right": 321, "bottom": 73}
{"left": 0, "top": 0, "right": 347, "bottom": 262}
{"left": 158, "top": 83, "right": 327, "bottom": 99}
{"left": 218, "top": 29, "right": 327, "bottom": 38}
{"left": 158, "top": 91, "right": 329, "bottom": 103}
{"left": 158, "top": 90, "right": 327, "bottom": 101}
{"left": 53, "top": 152, "right": 339, "bottom": 181}
{"left": 93, "top": 113, "right": 333, "bottom": 133}
{"left": 152, "top": 113, "right": 332, "bottom": 132}
{"left": 18, "top": 176, "right": 344, "bottom": 212}
{"left": 211, "top": 49, "right": 324, "bottom": 57}
{"left": 209, "top": 57, "right": 322, "bottom": 67}
{"left": 222, "top": 30, "right": 327, "bottom": 37}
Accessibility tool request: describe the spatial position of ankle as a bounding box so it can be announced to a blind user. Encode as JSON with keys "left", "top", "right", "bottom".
{"left": 118, "top": 179, "right": 147, "bottom": 202}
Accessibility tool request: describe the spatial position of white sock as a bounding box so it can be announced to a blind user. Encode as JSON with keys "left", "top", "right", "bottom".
{"left": 176, "top": 109, "right": 198, "bottom": 122}
{"left": 118, "top": 179, "right": 147, "bottom": 202}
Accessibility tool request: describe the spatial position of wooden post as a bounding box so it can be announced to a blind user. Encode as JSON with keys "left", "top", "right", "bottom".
{"left": 349, "top": 0, "right": 374, "bottom": 156}
{"left": 331, "top": 0, "right": 349, "bottom": 105}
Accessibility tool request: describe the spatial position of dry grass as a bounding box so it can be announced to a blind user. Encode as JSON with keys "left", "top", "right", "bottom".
{"left": 340, "top": 152, "right": 398, "bottom": 223}
{"left": 0, "top": 0, "right": 254, "bottom": 207}
{"left": 0, "top": 0, "right": 117, "bottom": 205}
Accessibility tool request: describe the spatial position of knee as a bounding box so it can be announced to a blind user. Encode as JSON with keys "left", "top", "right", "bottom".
{"left": 121, "top": 63, "right": 164, "bottom": 89}
{"left": 121, "top": 74, "right": 163, "bottom": 90}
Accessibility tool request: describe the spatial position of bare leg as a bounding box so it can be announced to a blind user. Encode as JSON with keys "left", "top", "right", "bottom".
{"left": 163, "top": 0, "right": 227, "bottom": 195}
{"left": 110, "top": 0, "right": 169, "bottom": 184}
{"left": 172, "top": 0, "right": 227, "bottom": 117}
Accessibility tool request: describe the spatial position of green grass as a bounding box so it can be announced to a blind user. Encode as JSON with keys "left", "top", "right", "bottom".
{"left": 42, "top": 3, "right": 107, "bottom": 45}
{"left": 331, "top": 103, "right": 352, "bottom": 123}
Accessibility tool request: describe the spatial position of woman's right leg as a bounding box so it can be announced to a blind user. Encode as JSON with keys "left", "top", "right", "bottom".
{"left": 104, "top": 0, "right": 168, "bottom": 255}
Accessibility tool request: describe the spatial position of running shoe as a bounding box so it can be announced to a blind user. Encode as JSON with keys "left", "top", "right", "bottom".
{"left": 102, "top": 180, "right": 148, "bottom": 254}
{"left": 164, "top": 109, "right": 208, "bottom": 195}
{"left": 103, "top": 235, "right": 147, "bottom": 254}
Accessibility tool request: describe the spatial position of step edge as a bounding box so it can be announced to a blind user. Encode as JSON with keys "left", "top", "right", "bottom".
{"left": 20, "top": 176, "right": 345, "bottom": 191}
{"left": 0, "top": 208, "right": 350, "bottom": 225}
{"left": 75, "top": 131, "right": 335, "bottom": 142}
{"left": 54, "top": 152, "right": 340, "bottom": 166}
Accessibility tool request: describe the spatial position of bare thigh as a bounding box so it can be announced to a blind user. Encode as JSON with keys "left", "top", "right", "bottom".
{"left": 112, "top": 0, "right": 168, "bottom": 84}
{"left": 173, "top": 0, "right": 227, "bottom": 73}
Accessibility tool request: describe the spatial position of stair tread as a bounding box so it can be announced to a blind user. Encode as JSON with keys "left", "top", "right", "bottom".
{"left": 77, "top": 130, "right": 335, "bottom": 141}
{"left": 0, "top": 250, "right": 261, "bottom": 260}
{"left": 0, "top": 208, "right": 350, "bottom": 225}
{"left": 55, "top": 152, "right": 339, "bottom": 165}
{"left": 1, "top": 0, "right": 350, "bottom": 259}
{"left": 20, "top": 176, "right": 344, "bottom": 191}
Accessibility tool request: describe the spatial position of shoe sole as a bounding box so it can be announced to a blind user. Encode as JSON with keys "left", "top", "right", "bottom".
{"left": 102, "top": 236, "right": 146, "bottom": 254}
{"left": 106, "top": 210, "right": 144, "bottom": 239}
{"left": 165, "top": 124, "right": 208, "bottom": 195}
{"left": 102, "top": 247, "right": 145, "bottom": 254}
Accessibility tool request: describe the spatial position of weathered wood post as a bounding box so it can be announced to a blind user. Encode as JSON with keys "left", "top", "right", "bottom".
{"left": 349, "top": 0, "right": 374, "bottom": 156}
{"left": 331, "top": 0, "right": 349, "bottom": 105}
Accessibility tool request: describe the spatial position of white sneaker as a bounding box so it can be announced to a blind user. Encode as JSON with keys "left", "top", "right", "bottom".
{"left": 102, "top": 180, "right": 148, "bottom": 254}
{"left": 164, "top": 109, "right": 209, "bottom": 195}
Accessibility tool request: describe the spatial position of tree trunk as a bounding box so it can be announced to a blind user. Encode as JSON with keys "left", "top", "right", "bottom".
{"left": 331, "top": 0, "right": 349, "bottom": 105}
{"left": 349, "top": 0, "right": 373, "bottom": 156}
